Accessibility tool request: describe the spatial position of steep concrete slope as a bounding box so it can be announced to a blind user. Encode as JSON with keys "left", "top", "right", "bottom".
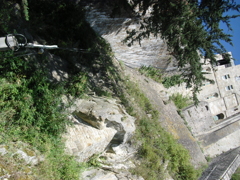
{"left": 122, "top": 66, "right": 207, "bottom": 167}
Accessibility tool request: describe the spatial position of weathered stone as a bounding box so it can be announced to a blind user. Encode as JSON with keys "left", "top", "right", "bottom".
{"left": 81, "top": 168, "right": 118, "bottom": 180}
{"left": 0, "top": 142, "right": 43, "bottom": 166}
{"left": 99, "top": 143, "right": 137, "bottom": 171}
{"left": 68, "top": 96, "right": 136, "bottom": 143}
{"left": 0, "top": 142, "right": 43, "bottom": 179}
{"left": 0, "top": 147, "right": 7, "bottom": 156}
{"left": 64, "top": 114, "right": 117, "bottom": 162}
{"left": 14, "top": 150, "right": 39, "bottom": 166}
{"left": 64, "top": 96, "right": 136, "bottom": 162}
{"left": 74, "top": 111, "right": 106, "bottom": 130}
{"left": 81, "top": 168, "right": 144, "bottom": 180}
{"left": 83, "top": 1, "right": 177, "bottom": 70}
{"left": 47, "top": 53, "right": 69, "bottom": 82}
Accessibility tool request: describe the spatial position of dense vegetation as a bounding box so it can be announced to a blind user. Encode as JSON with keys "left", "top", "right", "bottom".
{"left": 0, "top": 0, "right": 112, "bottom": 179}
{"left": 0, "top": 0, "right": 200, "bottom": 179}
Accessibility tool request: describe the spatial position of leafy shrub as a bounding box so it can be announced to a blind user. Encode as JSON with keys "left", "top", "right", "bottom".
{"left": 22, "top": 0, "right": 29, "bottom": 21}
{"left": 0, "top": 51, "right": 83, "bottom": 178}
{"left": 170, "top": 93, "right": 192, "bottom": 109}
{"left": 162, "top": 75, "right": 185, "bottom": 88}
{"left": 0, "top": 53, "right": 69, "bottom": 138}
{"left": 66, "top": 72, "right": 88, "bottom": 97}
{"left": 0, "top": 1, "right": 13, "bottom": 34}
{"left": 87, "top": 154, "right": 101, "bottom": 167}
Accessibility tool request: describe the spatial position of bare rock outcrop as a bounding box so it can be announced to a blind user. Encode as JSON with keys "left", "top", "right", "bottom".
{"left": 81, "top": 168, "right": 144, "bottom": 180}
{"left": 63, "top": 95, "right": 137, "bottom": 168}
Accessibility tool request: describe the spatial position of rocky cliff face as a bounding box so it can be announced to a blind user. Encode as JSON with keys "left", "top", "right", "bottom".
{"left": 82, "top": 1, "right": 178, "bottom": 70}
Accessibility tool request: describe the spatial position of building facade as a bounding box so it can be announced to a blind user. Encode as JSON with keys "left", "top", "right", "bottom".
{"left": 197, "top": 52, "right": 240, "bottom": 121}
{"left": 182, "top": 52, "right": 240, "bottom": 158}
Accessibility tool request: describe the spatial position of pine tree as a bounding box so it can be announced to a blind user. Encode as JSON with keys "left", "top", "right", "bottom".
{"left": 118, "top": 0, "right": 240, "bottom": 104}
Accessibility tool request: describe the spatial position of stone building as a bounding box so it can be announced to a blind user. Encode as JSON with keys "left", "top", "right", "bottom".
{"left": 197, "top": 52, "right": 240, "bottom": 120}
{"left": 182, "top": 52, "right": 240, "bottom": 158}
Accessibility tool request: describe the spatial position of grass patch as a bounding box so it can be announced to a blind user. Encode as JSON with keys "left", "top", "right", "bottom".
{"left": 138, "top": 66, "right": 162, "bottom": 83}
{"left": 232, "top": 167, "right": 240, "bottom": 180}
{"left": 138, "top": 67, "right": 186, "bottom": 90}
{"left": 36, "top": 139, "right": 86, "bottom": 180}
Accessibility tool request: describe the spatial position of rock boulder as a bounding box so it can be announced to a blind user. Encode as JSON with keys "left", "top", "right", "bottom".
{"left": 63, "top": 96, "right": 136, "bottom": 162}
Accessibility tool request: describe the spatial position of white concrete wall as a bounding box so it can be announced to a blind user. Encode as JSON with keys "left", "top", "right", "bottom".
{"left": 203, "top": 128, "right": 240, "bottom": 158}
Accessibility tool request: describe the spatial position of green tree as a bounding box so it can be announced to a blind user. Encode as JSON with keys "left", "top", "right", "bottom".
{"left": 117, "top": 0, "right": 240, "bottom": 103}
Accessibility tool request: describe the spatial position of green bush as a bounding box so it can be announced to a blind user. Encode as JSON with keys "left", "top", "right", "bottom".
{"left": 0, "top": 1, "right": 13, "bottom": 34}
{"left": 134, "top": 117, "right": 198, "bottom": 180}
{"left": 162, "top": 75, "right": 185, "bottom": 88}
{"left": 0, "top": 54, "right": 69, "bottom": 141}
{"left": 66, "top": 72, "right": 88, "bottom": 97}
{"left": 170, "top": 93, "right": 192, "bottom": 109}
{"left": 0, "top": 51, "right": 86, "bottom": 178}
{"left": 22, "top": 0, "right": 29, "bottom": 21}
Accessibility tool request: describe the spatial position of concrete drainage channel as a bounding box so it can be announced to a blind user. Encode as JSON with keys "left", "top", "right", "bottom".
{"left": 200, "top": 147, "right": 240, "bottom": 180}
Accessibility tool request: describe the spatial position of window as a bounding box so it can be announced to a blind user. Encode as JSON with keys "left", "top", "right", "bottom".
{"left": 202, "top": 80, "right": 215, "bottom": 86}
{"left": 222, "top": 74, "right": 230, "bottom": 80}
{"left": 202, "top": 67, "right": 211, "bottom": 72}
{"left": 213, "top": 113, "right": 225, "bottom": 121}
{"left": 202, "top": 82, "right": 210, "bottom": 86}
{"left": 217, "top": 59, "right": 232, "bottom": 68}
{"left": 205, "top": 106, "right": 209, "bottom": 111}
{"left": 225, "top": 85, "right": 233, "bottom": 91}
{"left": 206, "top": 93, "right": 218, "bottom": 99}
